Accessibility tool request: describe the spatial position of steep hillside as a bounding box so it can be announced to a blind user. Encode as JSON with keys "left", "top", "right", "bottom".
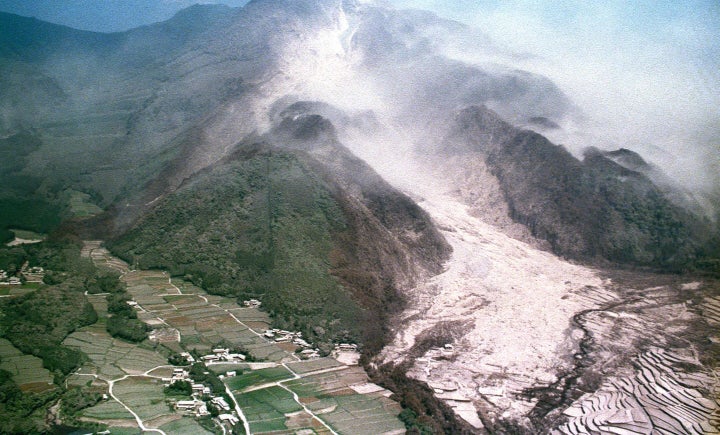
{"left": 423, "top": 105, "right": 714, "bottom": 269}
{"left": 109, "top": 114, "right": 450, "bottom": 351}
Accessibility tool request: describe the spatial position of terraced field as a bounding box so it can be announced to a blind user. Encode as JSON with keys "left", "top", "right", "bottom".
{"left": 284, "top": 366, "right": 405, "bottom": 435}
{"left": 80, "top": 398, "right": 135, "bottom": 421}
{"left": 0, "top": 337, "right": 54, "bottom": 392}
{"left": 112, "top": 377, "right": 173, "bottom": 425}
{"left": 555, "top": 348, "right": 719, "bottom": 434}
{"left": 158, "top": 416, "right": 214, "bottom": 434}
{"left": 63, "top": 328, "right": 167, "bottom": 378}
{"left": 75, "top": 241, "right": 406, "bottom": 434}
{"left": 226, "top": 366, "right": 295, "bottom": 392}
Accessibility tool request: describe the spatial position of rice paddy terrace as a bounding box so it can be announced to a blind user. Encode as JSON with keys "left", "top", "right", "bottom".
{"left": 64, "top": 241, "right": 405, "bottom": 434}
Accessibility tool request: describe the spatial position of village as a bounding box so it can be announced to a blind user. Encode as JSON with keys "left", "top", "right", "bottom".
{"left": 0, "top": 262, "right": 45, "bottom": 286}
{"left": 164, "top": 358, "right": 239, "bottom": 427}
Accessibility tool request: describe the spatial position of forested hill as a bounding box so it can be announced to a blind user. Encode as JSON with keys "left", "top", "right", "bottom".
{"left": 108, "top": 130, "right": 450, "bottom": 354}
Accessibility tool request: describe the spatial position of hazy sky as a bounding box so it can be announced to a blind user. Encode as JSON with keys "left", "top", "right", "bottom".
{"left": 0, "top": 0, "right": 717, "bottom": 190}
{"left": 390, "top": 0, "right": 720, "bottom": 190}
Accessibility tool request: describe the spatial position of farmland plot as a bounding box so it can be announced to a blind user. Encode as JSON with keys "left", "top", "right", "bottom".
{"left": 235, "top": 386, "right": 306, "bottom": 433}
{"left": 226, "top": 366, "right": 294, "bottom": 392}
{"left": 285, "top": 367, "right": 404, "bottom": 435}
{"left": 285, "top": 357, "right": 343, "bottom": 375}
{"left": 124, "top": 274, "right": 288, "bottom": 360}
{"left": 113, "top": 377, "right": 171, "bottom": 423}
{"left": 159, "top": 416, "right": 214, "bottom": 434}
{"left": 0, "top": 338, "right": 54, "bottom": 391}
{"left": 63, "top": 329, "right": 166, "bottom": 378}
{"left": 81, "top": 398, "right": 136, "bottom": 421}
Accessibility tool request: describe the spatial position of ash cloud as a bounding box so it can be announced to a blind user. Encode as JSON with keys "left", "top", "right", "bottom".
{"left": 388, "top": 0, "right": 720, "bottom": 197}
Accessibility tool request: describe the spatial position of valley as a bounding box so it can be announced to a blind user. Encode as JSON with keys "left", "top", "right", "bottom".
{"left": 65, "top": 241, "right": 405, "bottom": 434}
{"left": 0, "top": 1, "right": 717, "bottom": 433}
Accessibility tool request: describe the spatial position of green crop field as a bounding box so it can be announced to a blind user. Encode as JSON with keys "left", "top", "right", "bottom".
{"left": 63, "top": 329, "right": 166, "bottom": 379}
{"left": 81, "top": 398, "right": 136, "bottom": 420}
{"left": 283, "top": 367, "right": 404, "bottom": 435}
{"left": 113, "top": 377, "right": 171, "bottom": 421}
{"left": 235, "top": 386, "right": 301, "bottom": 434}
{"left": 101, "top": 427, "right": 142, "bottom": 435}
{"left": 237, "top": 386, "right": 303, "bottom": 415}
{"left": 0, "top": 338, "right": 54, "bottom": 389}
{"left": 159, "top": 416, "right": 214, "bottom": 434}
{"left": 225, "top": 366, "right": 294, "bottom": 392}
{"left": 285, "top": 357, "right": 343, "bottom": 374}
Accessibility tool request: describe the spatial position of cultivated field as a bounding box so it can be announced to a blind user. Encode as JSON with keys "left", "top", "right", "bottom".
{"left": 0, "top": 338, "right": 55, "bottom": 392}
{"left": 225, "top": 366, "right": 294, "bottom": 392}
{"left": 285, "top": 357, "right": 343, "bottom": 374}
{"left": 113, "top": 377, "right": 172, "bottom": 424}
{"left": 158, "top": 416, "right": 214, "bottom": 434}
{"left": 63, "top": 329, "right": 167, "bottom": 378}
{"left": 81, "top": 398, "right": 136, "bottom": 421}
{"left": 235, "top": 386, "right": 305, "bottom": 433}
{"left": 285, "top": 366, "right": 404, "bottom": 435}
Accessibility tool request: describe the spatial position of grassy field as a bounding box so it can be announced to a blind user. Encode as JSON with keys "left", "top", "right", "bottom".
{"left": 225, "top": 366, "right": 294, "bottom": 392}
{"left": 9, "top": 228, "right": 46, "bottom": 240}
{"left": 0, "top": 338, "right": 54, "bottom": 391}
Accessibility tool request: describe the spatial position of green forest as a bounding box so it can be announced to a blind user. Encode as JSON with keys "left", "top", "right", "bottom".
{"left": 108, "top": 150, "right": 364, "bottom": 346}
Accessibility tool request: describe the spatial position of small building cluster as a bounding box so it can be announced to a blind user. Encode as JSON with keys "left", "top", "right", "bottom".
{"left": 0, "top": 270, "right": 21, "bottom": 285}
{"left": 180, "top": 352, "right": 195, "bottom": 363}
{"left": 1, "top": 264, "right": 46, "bottom": 286}
{"left": 332, "top": 343, "right": 360, "bottom": 365}
{"left": 21, "top": 262, "right": 44, "bottom": 282}
{"left": 201, "top": 348, "right": 246, "bottom": 364}
{"left": 264, "top": 329, "right": 320, "bottom": 359}
{"left": 242, "top": 299, "right": 261, "bottom": 308}
{"left": 167, "top": 367, "right": 241, "bottom": 428}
